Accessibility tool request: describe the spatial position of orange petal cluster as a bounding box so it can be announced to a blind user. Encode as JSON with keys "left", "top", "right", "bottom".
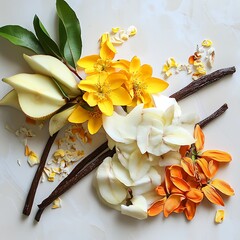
{"left": 148, "top": 125, "right": 234, "bottom": 220}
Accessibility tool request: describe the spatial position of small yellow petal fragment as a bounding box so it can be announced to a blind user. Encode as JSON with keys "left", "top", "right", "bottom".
{"left": 127, "top": 25, "right": 137, "bottom": 36}
{"left": 54, "top": 149, "right": 65, "bottom": 158}
{"left": 215, "top": 209, "right": 225, "bottom": 223}
{"left": 167, "top": 57, "right": 178, "bottom": 68}
{"left": 27, "top": 151, "right": 39, "bottom": 166}
{"left": 48, "top": 172, "right": 56, "bottom": 182}
{"left": 112, "top": 27, "right": 120, "bottom": 33}
{"left": 202, "top": 39, "right": 213, "bottom": 47}
{"left": 52, "top": 197, "right": 62, "bottom": 209}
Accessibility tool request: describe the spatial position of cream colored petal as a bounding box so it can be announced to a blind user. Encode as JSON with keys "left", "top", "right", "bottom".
{"left": 49, "top": 105, "right": 76, "bottom": 136}
{"left": 121, "top": 196, "right": 148, "bottom": 220}
{"left": 0, "top": 90, "right": 21, "bottom": 110}
{"left": 96, "top": 156, "right": 127, "bottom": 205}
{"left": 23, "top": 54, "right": 79, "bottom": 97}
{"left": 3, "top": 74, "right": 66, "bottom": 119}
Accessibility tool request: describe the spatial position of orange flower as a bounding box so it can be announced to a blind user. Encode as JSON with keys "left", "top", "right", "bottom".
{"left": 148, "top": 124, "right": 234, "bottom": 221}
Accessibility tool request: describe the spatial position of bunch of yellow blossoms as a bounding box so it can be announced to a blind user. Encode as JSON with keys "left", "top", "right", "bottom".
{"left": 68, "top": 33, "right": 168, "bottom": 134}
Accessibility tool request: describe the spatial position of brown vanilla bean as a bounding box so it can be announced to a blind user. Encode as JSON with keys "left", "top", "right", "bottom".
{"left": 170, "top": 67, "right": 236, "bottom": 101}
{"left": 22, "top": 132, "right": 58, "bottom": 216}
{"left": 197, "top": 103, "right": 228, "bottom": 129}
{"left": 35, "top": 148, "right": 115, "bottom": 222}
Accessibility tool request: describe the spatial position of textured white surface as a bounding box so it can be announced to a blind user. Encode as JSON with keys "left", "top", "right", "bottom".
{"left": 0, "top": 0, "right": 240, "bottom": 239}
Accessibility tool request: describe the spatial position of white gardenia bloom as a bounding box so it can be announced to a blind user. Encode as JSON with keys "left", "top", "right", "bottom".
{"left": 103, "top": 95, "right": 197, "bottom": 157}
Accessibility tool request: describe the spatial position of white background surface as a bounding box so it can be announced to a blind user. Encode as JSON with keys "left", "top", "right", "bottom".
{"left": 0, "top": 0, "right": 240, "bottom": 239}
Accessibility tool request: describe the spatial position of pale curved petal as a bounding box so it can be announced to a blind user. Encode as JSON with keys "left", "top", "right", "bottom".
{"left": 163, "top": 125, "right": 195, "bottom": 145}
{"left": 103, "top": 104, "right": 143, "bottom": 143}
{"left": 50, "top": 105, "right": 76, "bottom": 136}
{"left": 121, "top": 196, "right": 148, "bottom": 220}
{"left": 112, "top": 154, "right": 133, "bottom": 186}
{"left": 159, "top": 151, "right": 181, "bottom": 167}
{"left": 96, "top": 156, "right": 127, "bottom": 205}
{"left": 129, "top": 149, "right": 151, "bottom": 181}
{"left": 23, "top": 54, "right": 79, "bottom": 97}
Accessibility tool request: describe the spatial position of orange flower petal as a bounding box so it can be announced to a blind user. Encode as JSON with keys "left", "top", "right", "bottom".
{"left": 210, "top": 179, "right": 235, "bottom": 196}
{"left": 186, "top": 188, "right": 204, "bottom": 203}
{"left": 184, "top": 200, "right": 197, "bottom": 221}
{"left": 202, "top": 185, "right": 224, "bottom": 206}
{"left": 164, "top": 194, "right": 185, "bottom": 217}
{"left": 194, "top": 124, "right": 205, "bottom": 151}
{"left": 196, "top": 157, "right": 211, "bottom": 179}
{"left": 181, "top": 157, "right": 195, "bottom": 177}
{"left": 179, "top": 145, "right": 190, "bottom": 158}
{"left": 171, "top": 177, "right": 191, "bottom": 192}
{"left": 209, "top": 160, "right": 219, "bottom": 178}
{"left": 156, "top": 185, "right": 167, "bottom": 196}
{"left": 201, "top": 150, "right": 232, "bottom": 163}
{"left": 148, "top": 198, "right": 166, "bottom": 216}
{"left": 169, "top": 165, "right": 184, "bottom": 178}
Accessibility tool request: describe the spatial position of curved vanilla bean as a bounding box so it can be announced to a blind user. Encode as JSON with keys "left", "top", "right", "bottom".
{"left": 170, "top": 67, "right": 236, "bottom": 101}
{"left": 35, "top": 148, "right": 115, "bottom": 222}
{"left": 23, "top": 132, "right": 58, "bottom": 216}
{"left": 197, "top": 103, "right": 228, "bottom": 128}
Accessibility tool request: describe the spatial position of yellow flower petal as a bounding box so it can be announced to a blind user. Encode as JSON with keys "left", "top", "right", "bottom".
{"left": 100, "top": 41, "right": 115, "bottom": 61}
{"left": 215, "top": 209, "right": 225, "bottom": 223}
{"left": 98, "top": 99, "right": 113, "bottom": 116}
{"left": 88, "top": 114, "right": 103, "bottom": 134}
{"left": 77, "top": 55, "right": 100, "bottom": 69}
{"left": 210, "top": 179, "right": 234, "bottom": 196}
{"left": 83, "top": 92, "right": 99, "bottom": 107}
{"left": 68, "top": 106, "right": 89, "bottom": 123}
{"left": 138, "top": 64, "right": 152, "bottom": 79}
{"left": 107, "top": 73, "right": 127, "bottom": 89}
{"left": 110, "top": 87, "right": 132, "bottom": 105}
{"left": 129, "top": 56, "right": 141, "bottom": 74}
{"left": 146, "top": 77, "right": 169, "bottom": 93}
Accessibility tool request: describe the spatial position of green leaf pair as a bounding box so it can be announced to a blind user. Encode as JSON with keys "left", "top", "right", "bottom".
{"left": 0, "top": 0, "right": 82, "bottom": 68}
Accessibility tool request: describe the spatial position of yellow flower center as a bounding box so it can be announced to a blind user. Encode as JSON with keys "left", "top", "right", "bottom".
{"left": 94, "top": 59, "right": 112, "bottom": 72}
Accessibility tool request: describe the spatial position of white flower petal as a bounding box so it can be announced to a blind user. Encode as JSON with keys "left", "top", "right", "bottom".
{"left": 159, "top": 151, "right": 181, "bottom": 167}
{"left": 112, "top": 154, "right": 133, "bottom": 186}
{"left": 129, "top": 150, "right": 151, "bottom": 181}
{"left": 121, "top": 196, "right": 148, "bottom": 220}
{"left": 163, "top": 125, "right": 195, "bottom": 146}
{"left": 96, "top": 157, "right": 127, "bottom": 205}
{"left": 103, "top": 104, "right": 143, "bottom": 143}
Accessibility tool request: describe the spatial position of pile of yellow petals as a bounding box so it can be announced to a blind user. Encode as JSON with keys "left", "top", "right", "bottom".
{"left": 69, "top": 32, "right": 168, "bottom": 134}
{"left": 148, "top": 125, "right": 234, "bottom": 221}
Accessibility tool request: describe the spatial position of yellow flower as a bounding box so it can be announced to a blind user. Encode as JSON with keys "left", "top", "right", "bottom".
{"left": 78, "top": 72, "right": 132, "bottom": 116}
{"left": 68, "top": 106, "right": 103, "bottom": 135}
{"left": 124, "top": 56, "right": 169, "bottom": 107}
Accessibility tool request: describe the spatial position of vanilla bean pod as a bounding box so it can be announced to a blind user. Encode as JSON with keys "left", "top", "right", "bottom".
{"left": 197, "top": 103, "right": 228, "bottom": 128}
{"left": 35, "top": 148, "right": 115, "bottom": 221}
{"left": 170, "top": 67, "right": 236, "bottom": 101}
{"left": 23, "top": 132, "right": 58, "bottom": 216}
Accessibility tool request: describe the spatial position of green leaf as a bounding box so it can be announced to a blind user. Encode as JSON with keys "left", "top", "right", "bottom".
{"left": 56, "top": 0, "right": 82, "bottom": 67}
{"left": 33, "top": 15, "right": 62, "bottom": 59}
{"left": 0, "top": 25, "right": 44, "bottom": 54}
